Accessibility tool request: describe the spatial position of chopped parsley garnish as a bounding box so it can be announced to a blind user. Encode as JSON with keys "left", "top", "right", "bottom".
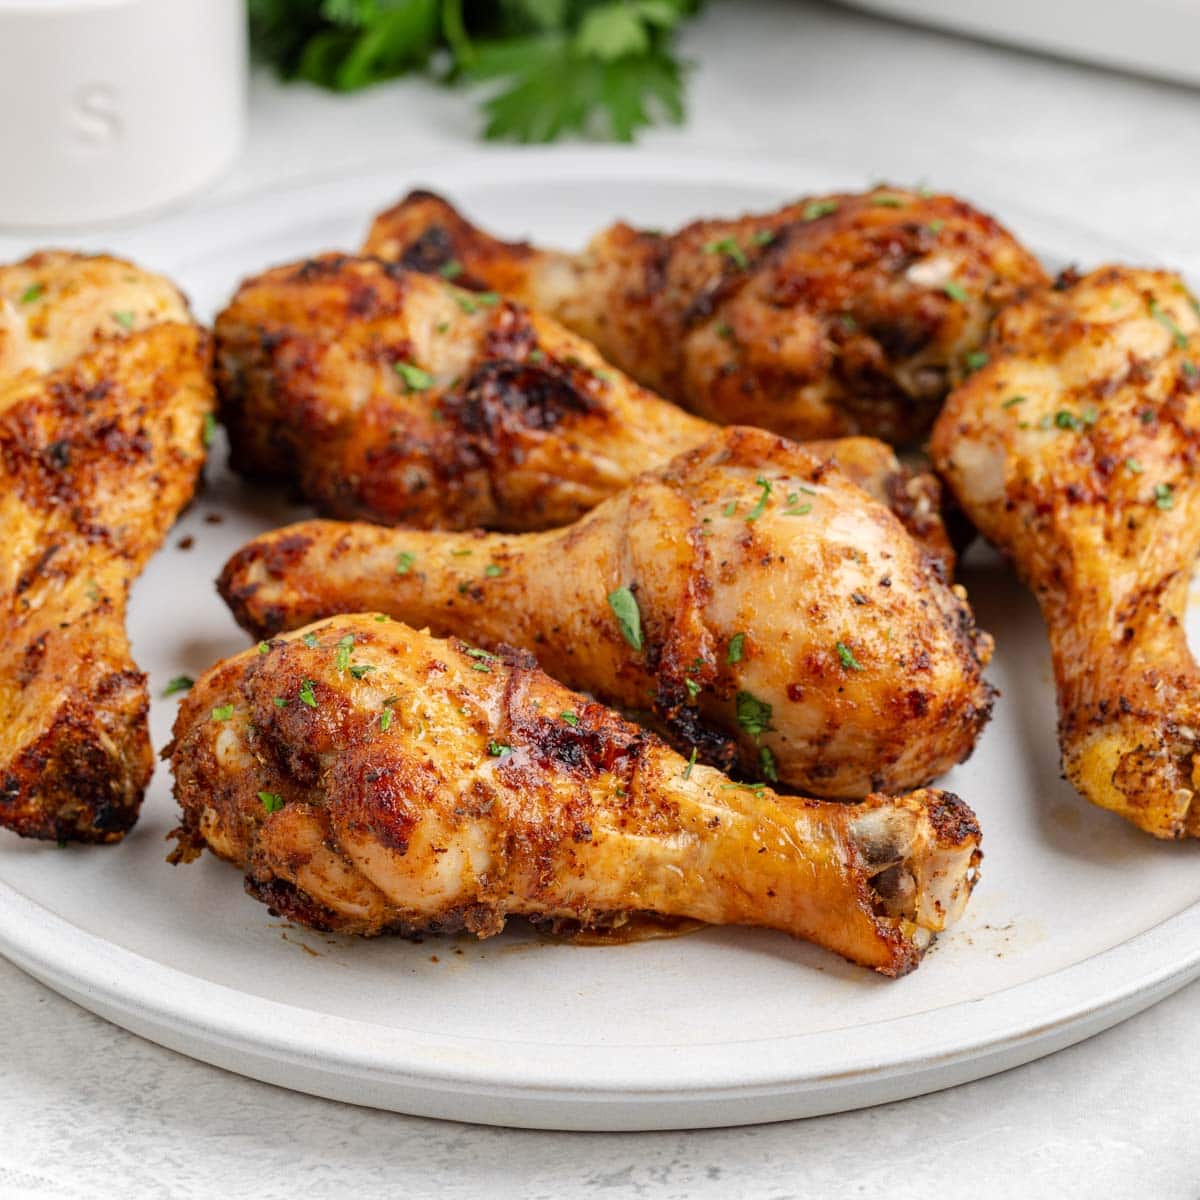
{"left": 943, "top": 280, "right": 969, "bottom": 303}
{"left": 1148, "top": 298, "right": 1189, "bottom": 349}
{"left": 1183, "top": 360, "right": 1197, "bottom": 378}
{"left": 1054, "top": 410, "right": 1083, "bottom": 431}
{"left": 380, "top": 708, "right": 393, "bottom": 731}
{"left": 202, "top": 412, "right": 217, "bottom": 447}
{"left": 488, "top": 740, "right": 512, "bottom": 757}
{"left": 683, "top": 746, "right": 698, "bottom": 780}
{"left": 335, "top": 634, "right": 355, "bottom": 671}
{"left": 607, "top": 585, "right": 643, "bottom": 651}
{"left": 19, "top": 283, "right": 43, "bottom": 304}
{"left": 438, "top": 259, "right": 463, "bottom": 279}
{"left": 715, "top": 321, "right": 734, "bottom": 340}
{"left": 871, "top": 194, "right": 905, "bottom": 208}
{"left": 1002, "top": 395, "right": 1025, "bottom": 409}
{"left": 927, "top": 219, "right": 945, "bottom": 234}
{"left": 465, "top": 647, "right": 495, "bottom": 660}
{"left": 1155, "top": 483, "right": 1174, "bottom": 510}
{"left": 470, "top": 661, "right": 492, "bottom": 673}
{"left": 374, "top": 613, "right": 390, "bottom": 622}
{"left": 302, "top": 632, "right": 319, "bottom": 648}
{"left": 722, "top": 500, "right": 737, "bottom": 517}
{"left": 721, "top": 781, "right": 767, "bottom": 797}
{"left": 1126, "top": 459, "right": 1143, "bottom": 474}
{"left": 435, "top": 321, "right": 450, "bottom": 334}
{"left": 745, "top": 476, "right": 773, "bottom": 522}
{"left": 803, "top": 200, "right": 838, "bottom": 220}
{"left": 1140, "top": 409, "right": 1156, "bottom": 425}
{"left": 685, "top": 677, "right": 701, "bottom": 699}
{"left": 450, "top": 547, "right": 473, "bottom": 556}
{"left": 704, "top": 237, "right": 748, "bottom": 269}
{"left": 273, "top": 697, "right": 288, "bottom": 708}
{"left": 759, "top": 745, "right": 778, "bottom": 782}
{"left": 258, "top": 792, "right": 284, "bottom": 813}
{"left": 210, "top": 704, "right": 234, "bottom": 721}
{"left": 560, "top": 711, "right": 579, "bottom": 726}
{"left": 258, "top": 641, "right": 271, "bottom": 655}
{"left": 783, "top": 503, "right": 812, "bottom": 516}
{"left": 964, "top": 351, "right": 989, "bottom": 373}
{"left": 349, "top": 664, "right": 375, "bottom": 679}
{"left": 163, "top": 675, "right": 193, "bottom": 697}
{"left": 735, "top": 690, "right": 773, "bottom": 739}
{"left": 395, "top": 361, "right": 435, "bottom": 391}
{"left": 836, "top": 641, "right": 864, "bottom": 671}
{"left": 484, "top": 563, "right": 503, "bottom": 577}
{"left": 298, "top": 679, "right": 318, "bottom": 708}
{"left": 454, "top": 291, "right": 500, "bottom": 314}
{"left": 112, "top": 310, "right": 135, "bottom": 330}
{"left": 395, "top": 551, "right": 415, "bottom": 575}
{"left": 727, "top": 632, "right": 745, "bottom": 665}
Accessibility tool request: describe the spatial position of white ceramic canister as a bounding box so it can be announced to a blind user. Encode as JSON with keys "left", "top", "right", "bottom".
{"left": 0, "top": 0, "right": 247, "bottom": 228}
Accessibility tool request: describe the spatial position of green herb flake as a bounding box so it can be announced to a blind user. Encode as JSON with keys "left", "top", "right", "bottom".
{"left": 964, "top": 350, "right": 989, "bottom": 373}
{"left": 298, "top": 679, "right": 318, "bottom": 708}
{"left": 759, "top": 745, "right": 778, "bottom": 783}
{"left": 927, "top": 219, "right": 945, "bottom": 234}
{"left": 715, "top": 321, "right": 734, "bottom": 340}
{"left": 836, "top": 641, "right": 864, "bottom": 671}
{"left": 450, "top": 547, "right": 473, "bottom": 557}
{"left": 380, "top": 708, "right": 393, "bottom": 732}
{"left": 395, "top": 551, "right": 415, "bottom": 576}
{"left": 560, "top": 711, "right": 579, "bottom": 726}
{"left": 484, "top": 563, "right": 503, "bottom": 577}
{"left": 210, "top": 704, "right": 234, "bottom": 721}
{"left": 1140, "top": 408, "right": 1156, "bottom": 425}
{"left": 703, "top": 237, "right": 748, "bottom": 269}
{"left": 202, "top": 412, "right": 217, "bottom": 448}
{"left": 871, "top": 194, "right": 905, "bottom": 208}
{"left": 476, "top": 291, "right": 501, "bottom": 307}
{"left": 943, "top": 280, "right": 969, "bottom": 303}
{"left": 751, "top": 230, "right": 775, "bottom": 246}
{"left": 435, "top": 321, "right": 450, "bottom": 334}
{"left": 112, "top": 310, "right": 135, "bottom": 331}
{"left": 745, "top": 475, "right": 773, "bottom": 523}
{"left": 349, "top": 664, "right": 375, "bottom": 679}
{"left": 735, "top": 690, "right": 773, "bottom": 740}
{"left": 438, "top": 259, "right": 463, "bottom": 280}
{"left": 803, "top": 200, "right": 839, "bottom": 221}
{"left": 607, "top": 585, "right": 644, "bottom": 652}
{"left": 683, "top": 746, "right": 698, "bottom": 780}
{"left": 302, "top": 632, "right": 319, "bottom": 648}
{"left": 455, "top": 294, "right": 480, "bottom": 314}
{"left": 163, "top": 675, "right": 194, "bottom": 697}
{"left": 273, "top": 697, "right": 288, "bottom": 708}
{"left": 727, "top": 632, "right": 745, "bottom": 665}
{"left": 19, "top": 283, "right": 44, "bottom": 304}
{"left": 257, "top": 641, "right": 271, "bottom": 655}
{"left": 1182, "top": 360, "right": 1198, "bottom": 378}
{"left": 487, "top": 740, "right": 512, "bottom": 757}
{"left": 335, "top": 634, "right": 355, "bottom": 672}
{"left": 1054, "top": 410, "right": 1083, "bottom": 431}
{"left": 1148, "top": 298, "right": 1189, "bottom": 349}
{"left": 783, "top": 503, "right": 812, "bottom": 516}
{"left": 1126, "top": 458, "right": 1143, "bottom": 475}
{"left": 395, "top": 361, "right": 435, "bottom": 391}
{"left": 1002, "top": 395, "right": 1026, "bottom": 409}
{"left": 685, "top": 677, "right": 701, "bottom": 699}
{"left": 258, "top": 791, "right": 284, "bottom": 813}
{"left": 722, "top": 500, "right": 737, "bottom": 517}
{"left": 1155, "top": 483, "right": 1174, "bottom": 510}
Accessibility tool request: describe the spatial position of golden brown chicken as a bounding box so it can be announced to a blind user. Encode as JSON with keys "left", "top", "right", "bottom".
{"left": 363, "top": 187, "right": 1048, "bottom": 444}
{"left": 168, "top": 616, "right": 982, "bottom": 976}
{"left": 932, "top": 266, "right": 1200, "bottom": 838}
{"left": 215, "top": 254, "right": 955, "bottom": 572}
{"left": 0, "top": 251, "right": 213, "bottom": 842}
{"left": 220, "top": 427, "right": 994, "bottom": 799}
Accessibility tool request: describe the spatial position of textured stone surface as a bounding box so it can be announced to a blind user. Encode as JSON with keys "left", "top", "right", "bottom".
{"left": 3, "top": 2, "right": 1200, "bottom": 1195}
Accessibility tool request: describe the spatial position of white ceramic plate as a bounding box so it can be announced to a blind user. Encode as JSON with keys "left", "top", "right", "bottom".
{"left": 1, "top": 153, "right": 1198, "bottom": 1132}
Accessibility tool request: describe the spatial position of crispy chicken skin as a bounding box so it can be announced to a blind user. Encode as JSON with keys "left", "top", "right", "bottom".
{"left": 0, "top": 252, "right": 213, "bottom": 842}
{"left": 214, "top": 254, "right": 955, "bottom": 572}
{"left": 168, "top": 617, "right": 982, "bottom": 975}
{"left": 932, "top": 266, "right": 1200, "bottom": 838}
{"left": 220, "top": 428, "right": 994, "bottom": 799}
{"left": 363, "top": 187, "right": 1048, "bottom": 444}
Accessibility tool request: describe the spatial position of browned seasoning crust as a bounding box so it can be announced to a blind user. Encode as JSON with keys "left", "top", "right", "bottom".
{"left": 219, "top": 426, "right": 994, "bottom": 800}
{"left": 0, "top": 252, "right": 213, "bottom": 842}
{"left": 932, "top": 265, "right": 1200, "bottom": 838}
{"left": 168, "top": 616, "right": 982, "bottom": 975}
{"left": 214, "top": 253, "right": 956, "bottom": 573}
{"left": 364, "top": 186, "right": 1049, "bottom": 444}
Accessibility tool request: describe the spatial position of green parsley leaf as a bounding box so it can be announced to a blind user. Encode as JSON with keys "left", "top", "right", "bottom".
{"left": 1126, "top": 458, "right": 1143, "bottom": 474}
{"left": 726, "top": 632, "right": 745, "bottom": 665}
{"left": 258, "top": 791, "right": 284, "bottom": 813}
{"left": 211, "top": 704, "right": 234, "bottom": 721}
{"left": 439, "top": 259, "right": 463, "bottom": 279}
{"left": 1002, "top": 395, "right": 1025, "bottom": 409}
{"left": 943, "top": 280, "right": 969, "bottom": 303}
{"left": 163, "top": 675, "right": 194, "bottom": 697}
{"left": 560, "top": 711, "right": 579, "bottom": 726}
{"left": 750, "top": 230, "right": 775, "bottom": 245}
{"left": 335, "top": 633, "right": 355, "bottom": 671}
{"left": 964, "top": 350, "right": 989, "bottom": 373}
{"left": 926, "top": 219, "right": 945, "bottom": 234}
{"left": 759, "top": 745, "right": 778, "bottom": 782}
{"left": 1155, "top": 483, "right": 1174, "bottom": 510}
{"left": 836, "top": 641, "right": 864, "bottom": 671}
{"left": 395, "top": 361, "right": 435, "bottom": 391}
{"left": 484, "top": 563, "right": 504, "bottom": 577}
{"left": 299, "top": 678, "right": 318, "bottom": 708}
{"left": 380, "top": 708, "right": 393, "bottom": 732}
{"left": 683, "top": 745, "right": 698, "bottom": 780}
{"left": 396, "top": 551, "right": 415, "bottom": 576}
{"left": 607, "top": 585, "right": 643, "bottom": 651}
{"left": 112, "top": 310, "right": 135, "bottom": 330}
{"left": 1149, "top": 298, "right": 1189, "bottom": 349}
{"left": 871, "top": 194, "right": 905, "bottom": 208}
{"left": 704, "top": 237, "right": 748, "bottom": 269}
{"left": 349, "top": 664, "right": 375, "bottom": 679}
{"left": 258, "top": 641, "right": 271, "bottom": 655}
{"left": 745, "top": 475, "right": 772, "bottom": 523}
{"left": 735, "top": 690, "right": 773, "bottom": 739}
{"left": 685, "top": 677, "right": 701, "bottom": 699}
{"left": 19, "top": 283, "right": 44, "bottom": 304}
{"left": 1054, "top": 410, "right": 1083, "bottom": 431}
{"left": 783, "top": 503, "right": 812, "bottom": 516}
{"left": 302, "top": 632, "right": 319, "bottom": 648}
{"left": 202, "top": 412, "right": 217, "bottom": 448}
{"left": 722, "top": 500, "right": 737, "bottom": 517}
{"left": 488, "top": 740, "right": 512, "bottom": 757}
{"left": 273, "top": 697, "right": 288, "bottom": 708}
{"left": 802, "top": 200, "right": 838, "bottom": 220}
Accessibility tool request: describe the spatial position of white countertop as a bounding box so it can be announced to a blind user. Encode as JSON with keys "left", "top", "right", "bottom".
{"left": 3, "top": 2, "right": 1200, "bottom": 1195}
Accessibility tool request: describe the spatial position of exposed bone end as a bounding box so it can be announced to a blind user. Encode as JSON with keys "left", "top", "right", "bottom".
{"left": 850, "top": 790, "right": 982, "bottom": 936}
